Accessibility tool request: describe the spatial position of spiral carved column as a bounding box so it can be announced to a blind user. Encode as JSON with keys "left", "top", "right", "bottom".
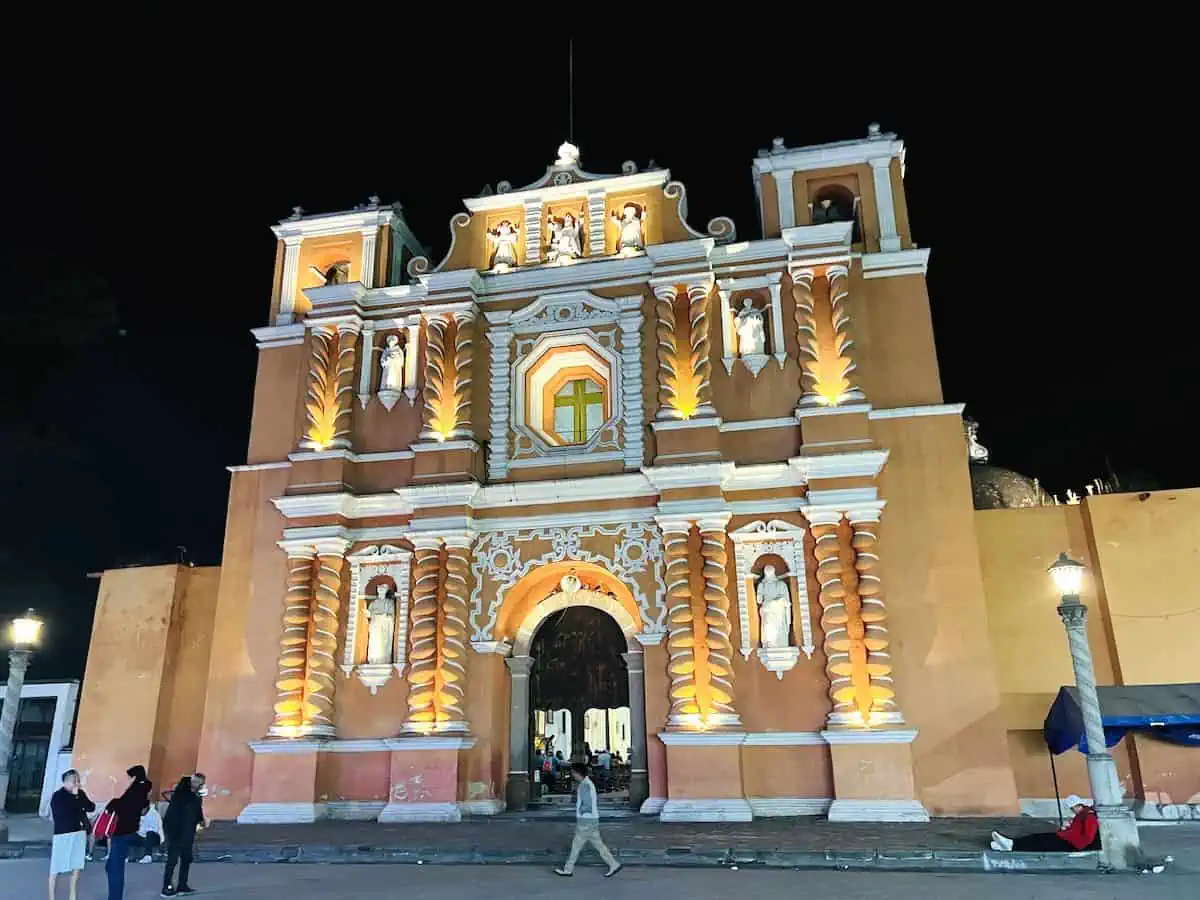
{"left": 451, "top": 310, "right": 475, "bottom": 440}
{"left": 849, "top": 511, "right": 895, "bottom": 720}
{"left": 652, "top": 284, "right": 681, "bottom": 420}
{"left": 686, "top": 281, "right": 715, "bottom": 418}
{"left": 405, "top": 540, "right": 443, "bottom": 729}
{"left": 791, "top": 269, "right": 822, "bottom": 406}
{"left": 827, "top": 266, "right": 865, "bottom": 404}
{"left": 699, "top": 522, "right": 738, "bottom": 724}
{"left": 306, "top": 549, "right": 347, "bottom": 734}
{"left": 420, "top": 313, "right": 451, "bottom": 441}
{"left": 662, "top": 523, "right": 698, "bottom": 722}
{"left": 269, "top": 547, "right": 316, "bottom": 736}
{"left": 438, "top": 534, "right": 473, "bottom": 731}
{"left": 299, "top": 323, "right": 358, "bottom": 451}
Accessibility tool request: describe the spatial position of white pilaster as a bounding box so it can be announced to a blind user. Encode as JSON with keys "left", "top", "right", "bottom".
{"left": 488, "top": 327, "right": 514, "bottom": 480}
{"left": 775, "top": 168, "right": 796, "bottom": 229}
{"left": 870, "top": 158, "right": 901, "bottom": 253}
{"left": 587, "top": 188, "right": 607, "bottom": 256}
{"left": 278, "top": 236, "right": 302, "bottom": 324}
{"left": 619, "top": 308, "right": 645, "bottom": 470}
{"left": 360, "top": 227, "right": 378, "bottom": 288}
{"left": 404, "top": 320, "right": 421, "bottom": 406}
{"left": 768, "top": 280, "right": 786, "bottom": 368}
{"left": 357, "top": 325, "right": 376, "bottom": 409}
{"left": 523, "top": 198, "right": 543, "bottom": 265}
{"left": 717, "top": 286, "right": 735, "bottom": 374}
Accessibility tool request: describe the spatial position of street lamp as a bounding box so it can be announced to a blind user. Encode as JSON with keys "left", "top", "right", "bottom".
{"left": 1048, "top": 554, "right": 1142, "bottom": 870}
{"left": 0, "top": 609, "right": 44, "bottom": 843}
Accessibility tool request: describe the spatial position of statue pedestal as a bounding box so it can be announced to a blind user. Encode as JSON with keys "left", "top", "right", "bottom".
{"left": 658, "top": 731, "right": 752, "bottom": 822}
{"left": 651, "top": 418, "right": 722, "bottom": 466}
{"left": 823, "top": 728, "right": 929, "bottom": 822}
{"left": 378, "top": 736, "right": 476, "bottom": 823}
{"left": 237, "top": 741, "right": 324, "bottom": 823}
{"left": 756, "top": 646, "right": 801, "bottom": 679}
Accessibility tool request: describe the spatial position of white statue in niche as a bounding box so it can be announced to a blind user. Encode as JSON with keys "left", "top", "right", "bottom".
{"left": 379, "top": 335, "right": 405, "bottom": 393}
{"left": 487, "top": 219, "right": 520, "bottom": 271}
{"left": 735, "top": 298, "right": 767, "bottom": 356}
{"left": 756, "top": 565, "right": 792, "bottom": 650}
{"left": 365, "top": 584, "right": 396, "bottom": 666}
{"left": 546, "top": 212, "right": 583, "bottom": 264}
{"left": 610, "top": 203, "right": 646, "bottom": 255}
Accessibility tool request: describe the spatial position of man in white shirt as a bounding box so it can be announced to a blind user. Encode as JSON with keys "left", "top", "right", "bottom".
{"left": 555, "top": 763, "right": 621, "bottom": 878}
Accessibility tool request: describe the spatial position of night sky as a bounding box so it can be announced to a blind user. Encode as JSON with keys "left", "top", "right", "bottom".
{"left": 1, "top": 41, "right": 1192, "bottom": 680}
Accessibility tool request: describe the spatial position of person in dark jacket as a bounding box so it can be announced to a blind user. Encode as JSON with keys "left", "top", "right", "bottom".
{"left": 105, "top": 764, "right": 152, "bottom": 900}
{"left": 161, "top": 773, "right": 210, "bottom": 897}
{"left": 49, "top": 769, "right": 95, "bottom": 900}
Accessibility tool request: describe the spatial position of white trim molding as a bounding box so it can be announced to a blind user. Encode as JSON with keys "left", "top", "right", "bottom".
{"left": 660, "top": 798, "right": 753, "bottom": 822}
{"left": 868, "top": 402, "right": 964, "bottom": 420}
{"left": 820, "top": 728, "right": 918, "bottom": 745}
{"left": 742, "top": 731, "right": 825, "bottom": 746}
{"left": 827, "top": 799, "right": 930, "bottom": 823}
{"left": 861, "top": 248, "right": 930, "bottom": 280}
{"left": 748, "top": 798, "right": 832, "bottom": 817}
{"left": 657, "top": 731, "right": 746, "bottom": 747}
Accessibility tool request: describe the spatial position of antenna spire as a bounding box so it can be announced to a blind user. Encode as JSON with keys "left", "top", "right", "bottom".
{"left": 568, "top": 39, "right": 575, "bottom": 144}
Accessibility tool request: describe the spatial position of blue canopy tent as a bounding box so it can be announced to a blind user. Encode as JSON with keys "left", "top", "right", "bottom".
{"left": 1044, "top": 684, "right": 1200, "bottom": 754}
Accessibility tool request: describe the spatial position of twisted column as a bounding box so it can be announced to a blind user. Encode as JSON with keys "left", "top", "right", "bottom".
{"left": 661, "top": 522, "right": 698, "bottom": 722}
{"left": 299, "top": 324, "right": 357, "bottom": 450}
{"left": 686, "top": 281, "right": 715, "bottom": 417}
{"left": 439, "top": 533, "right": 474, "bottom": 731}
{"left": 699, "top": 519, "right": 738, "bottom": 723}
{"left": 1059, "top": 604, "right": 1107, "bottom": 758}
{"left": 451, "top": 310, "right": 475, "bottom": 439}
{"left": 269, "top": 546, "right": 316, "bottom": 736}
{"left": 827, "top": 266, "right": 865, "bottom": 404}
{"left": 652, "top": 284, "right": 681, "bottom": 420}
{"left": 811, "top": 514, "right": 859, "bottom": 720}
{"left": 849, "top": 510, "right": 895, "bottom": 720}
{"left": 306, "top": 547, "right": 347, "bottom": 734}
{"left": 420, "top": 313, "right": 452, "bottom": 441}
{"left": 405, "top": 539, "right": 443, "bottom": 729}
{"left": 791, "top": 269, "right": 822, "bottom": 406}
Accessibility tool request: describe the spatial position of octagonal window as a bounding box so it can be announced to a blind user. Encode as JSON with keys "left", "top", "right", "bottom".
{"left": 552, "top": 377, "right": 606, "bottom": 444}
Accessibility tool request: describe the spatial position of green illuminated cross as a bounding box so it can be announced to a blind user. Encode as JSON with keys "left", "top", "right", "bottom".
{"left": 554, "top": 379, "right": 604, "bottom": 443}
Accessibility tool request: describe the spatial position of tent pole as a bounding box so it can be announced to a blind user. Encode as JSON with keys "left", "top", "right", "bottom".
{"left": 1047, "top": 742, "right": 1064, "bottom": 828}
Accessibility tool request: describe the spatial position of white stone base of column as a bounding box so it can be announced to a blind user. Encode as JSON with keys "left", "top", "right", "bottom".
{"left": 660, "top": 798, "right": 753, "bottom": 822}
{"left": 827, "top": 799, "right": 929, "bottom": 823}
{"left": 326, "top": 801, "right": 387, "bottom": 821}
{"left": 237, "top": 802, "right": 328, "bottom": 824}
{"left": 459, "top": 799, "right": 505, "bottom": 816}
{"left": 748, "top": 797, "right": 832, "bottom": 817}
{"left": 639, "top": 796, "right": 667, "bottom": 815}
{"left": 378, "top": 801, "right": 463, "bottom": 823}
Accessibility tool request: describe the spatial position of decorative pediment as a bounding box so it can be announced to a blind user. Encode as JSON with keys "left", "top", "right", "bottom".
{"left": 489, "top": 289, "right": 641, "bottom": 335}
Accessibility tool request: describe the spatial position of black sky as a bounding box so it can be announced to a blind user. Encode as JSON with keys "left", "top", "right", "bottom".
{"left": 1, "top": 36, "right": 1192, "bottom": 680}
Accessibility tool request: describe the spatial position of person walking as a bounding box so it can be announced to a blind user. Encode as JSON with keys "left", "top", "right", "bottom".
{"left": 555, "top": 762, "right": 621, "bottom": 878}
{"left": 161, "top": 773, "right": 209, "bottom": 897}
{"left": 104, "top": 764, "right": 153, "bottom": 900}
{"left": 49, "top": 769, "right": 95, "bottom": 900}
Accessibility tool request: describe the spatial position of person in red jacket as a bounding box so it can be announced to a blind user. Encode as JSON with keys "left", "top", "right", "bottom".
{"left": 990, "top": 795, "right": 1101, "bottom": 852}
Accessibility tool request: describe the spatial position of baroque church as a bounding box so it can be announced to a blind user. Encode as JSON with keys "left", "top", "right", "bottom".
{"left": 70, "top": 128, "right": 1200, "bottom": 825}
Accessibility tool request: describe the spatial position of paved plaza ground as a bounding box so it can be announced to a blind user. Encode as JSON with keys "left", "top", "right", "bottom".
{"left": 4, "top": 858, "right": 1199, "bottom": 899}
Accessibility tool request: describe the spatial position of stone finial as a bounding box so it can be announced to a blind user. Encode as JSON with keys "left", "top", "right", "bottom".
{"left": 867, "top": 122, "right": 882, "bottom": 139}
{"left": 555, "top": 141, "right": 580, "bottom": 167}
{"left": 289, "top": 206, "right": 305, "bottom": 220}
{"left": 771, "top": 136, "right": 786, "bottom": 152}
{"left": 367, "top": 195, "right": 380, "bottom": 207}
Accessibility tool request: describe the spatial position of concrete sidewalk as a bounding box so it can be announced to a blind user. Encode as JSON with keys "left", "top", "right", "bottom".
{"left": 3, "top": 815, "right": 1193, "bottom": 875}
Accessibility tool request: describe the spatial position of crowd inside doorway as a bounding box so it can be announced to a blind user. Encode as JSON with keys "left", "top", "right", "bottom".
{"left": 533, "top": 742, "right": 629, "bottom": 796}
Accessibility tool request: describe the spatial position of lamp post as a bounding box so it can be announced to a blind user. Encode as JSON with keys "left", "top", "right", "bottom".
{"left": 1048, "top": 553, "right": 1141, "bottom": 869}
{"left": 0, "top": 609, "right": 44, "bottom": 843}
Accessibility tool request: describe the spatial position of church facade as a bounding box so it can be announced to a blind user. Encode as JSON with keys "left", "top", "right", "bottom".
{"left": 70, "top": 128, "right": 1200, "bottom": 825}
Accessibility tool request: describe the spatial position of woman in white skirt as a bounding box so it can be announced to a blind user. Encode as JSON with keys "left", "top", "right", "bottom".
{"left": 49, "top": 769, "right": 95, "bottom": 900}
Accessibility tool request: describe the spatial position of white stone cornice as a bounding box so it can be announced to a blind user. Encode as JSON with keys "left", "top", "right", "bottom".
{"left": 820, "top": 728, "right": 917, "bottom": 745}
{"left": 384, "top": 736, "right": 478, "bottom": 751}
{"left": 228, "top": 461, "right": 293, "bottom": 473}
{"left": 273, "top": 494, "right": 359, "bottom": 519}
{"left": 440, "top": 529, "right": 477, "bottom": 549}
{"left": 861, "top": 248, "right": 931, "bottom": 279}
{"left": 462, "top": 168, "right": 670, "bottom": 213}
{"left": 715, "top": 271, "right": 782, "bottom": 292}
{"left": 868, "top": 402, "right": 963, "bottom": 420}
{"left": 658, "top": 731, "right": 746, "bottom": 746}
{"left": 313, "top": 536, "right": 352, "bottom": 557}
{"left": 474, "top": 254, "right": 651, "bottom": 297}
{"left": 789, "top": 450, "right": 889, "bottom": 481}
{"left": 416, "top": 268, "right": 485, "bottom": 297}
{"left": 753, "top": 135, "right": 905, "bottom": 175}
{"left": 304, "top": 282, "right": 369, "bottom": 308}
{"left": 651, "top": 417, "right": 723, "bottom": 432}
{"left": 794, "top": 403, "right": 871, "bottom": 420}
{"left": 710, "top": 242, "right": 790, "bottom": 279}
{"left": 804, "top": 487, "right": 880, "bottom": 508}
{"left": 251, "top": 323, "right": 307, "bottom": 349}
{"left": 475, "top": 640, "right": 514, "bottom": 656}
{"left": 275, "top": 540, "right": 318, "bottom": 558}
{"left": 271, "top": 207, "right": 395, "bottom": 240}
{"left": 409, "top": 439, "right": 480, "bottom": 455}
{"left": 287, "top": 449, "right": 416, "bottom": 464}
{"left": 248, "top": 739, "right": 326, "bottom": 754}
{"left": 743, "top": 731, "right": 825, "bottom": 746}
{"left": 395, "top": 482, "right": 480, "bottom": 509}
{"left": 641, "top": 462, "right": 734, "bottom": 491}
{"left": 719, "top": 417, "right": 796, "bottom": 433}
{"left": 695, "top": 512, "right": 732, "bottom": 533}
{"left": 645, "top": 238, "right": 716, "bottom": 266}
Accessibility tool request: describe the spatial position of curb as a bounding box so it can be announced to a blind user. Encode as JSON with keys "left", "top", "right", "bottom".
{"left": 0, "top": 842, "right": 1105, "bottom": 873}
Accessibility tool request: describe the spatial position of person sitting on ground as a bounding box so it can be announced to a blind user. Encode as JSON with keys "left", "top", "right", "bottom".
{"left": 990, "top": 795, "right": 1101, "bottom": 852}
{"left": 133, "top": 802, "right": 164, "bottom": 863}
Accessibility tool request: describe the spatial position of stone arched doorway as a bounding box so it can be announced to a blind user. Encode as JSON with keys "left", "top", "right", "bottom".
{"left": 503, "top": 571, "right": 648, "bottom": 812}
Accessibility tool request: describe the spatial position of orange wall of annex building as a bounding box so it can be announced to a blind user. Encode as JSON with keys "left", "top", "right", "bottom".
{"left": 976, "top": 489, "right": 1200, "bottom": 807}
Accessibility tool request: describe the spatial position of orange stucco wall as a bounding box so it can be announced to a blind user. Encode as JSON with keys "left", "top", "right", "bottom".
{"left": 873, "top": 413, "right": 1018, "bottom": 815}
{"left": 195, "top": 467, "right": 291, "bottom": 819}
{"left": 73, "top": 565, "right": 219, "bottom": 803}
